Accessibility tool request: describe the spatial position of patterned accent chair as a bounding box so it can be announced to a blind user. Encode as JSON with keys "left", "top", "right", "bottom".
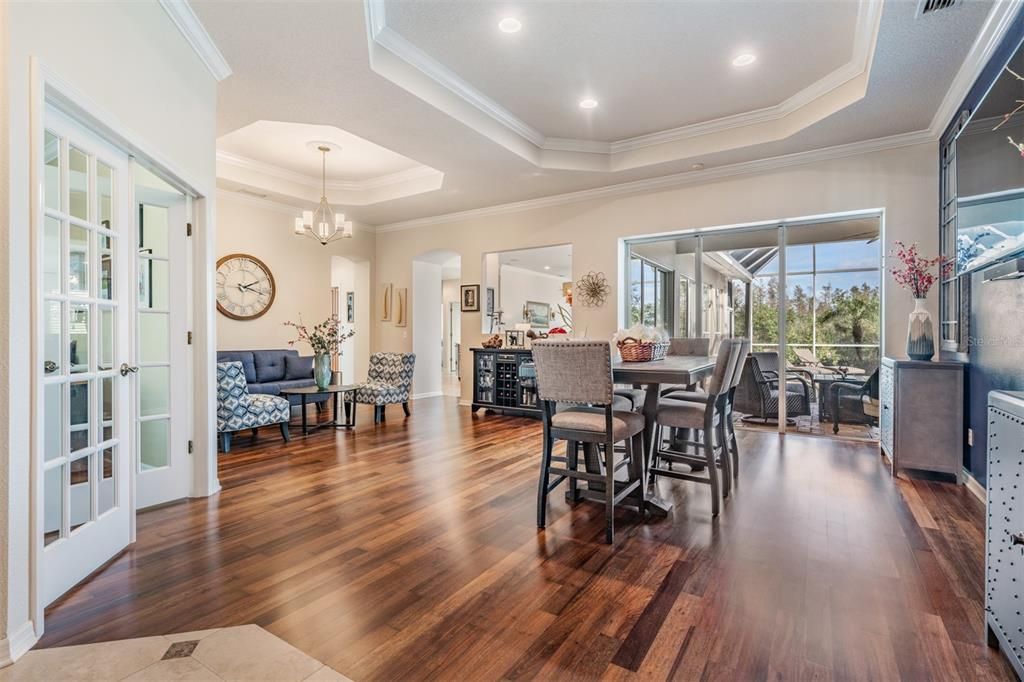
{"left": 354, "top": 352, "right": 416, "bottom": 423}
{"left": 217, "top": 361, "right": 291, "bottom": 452}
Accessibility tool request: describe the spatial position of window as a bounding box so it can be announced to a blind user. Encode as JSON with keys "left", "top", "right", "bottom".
{"left": 629, "top": 256, "right": 672, "bottom": 329}
{"left": 679, "top": 276, "right": 692, "bottom": 336}
{"left": 750, "top": 239, "right": 881, "bottom": 372}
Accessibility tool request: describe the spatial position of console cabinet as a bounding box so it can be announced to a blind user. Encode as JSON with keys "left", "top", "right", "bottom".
{"left": 471, "top": 348, "right": 539, "bottom": 418}
{"left": 879, "top": 357, "right": 964, "bottom": 481}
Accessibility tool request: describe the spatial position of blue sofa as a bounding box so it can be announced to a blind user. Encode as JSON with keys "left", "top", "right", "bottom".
{"left": 216, "top": 349, "right": 331, "bottom": 408}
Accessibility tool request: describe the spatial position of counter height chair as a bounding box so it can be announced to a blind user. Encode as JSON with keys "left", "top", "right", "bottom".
{"left": 533, "top": 340, "right": 646, "bottom": 544}
{"left": 651, "top": 338, "right": 742, "bottom": 517}
{"left": 657, "top": 339, "right": 749, "bottom": 491}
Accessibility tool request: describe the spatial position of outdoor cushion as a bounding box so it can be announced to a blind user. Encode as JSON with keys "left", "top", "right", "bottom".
{"left": 284, "top": 355, "right": 313, "bottom": 380}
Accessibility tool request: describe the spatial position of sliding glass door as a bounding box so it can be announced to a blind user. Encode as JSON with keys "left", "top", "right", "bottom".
{"left": 625, "top": 214, "right": 881, "bottom": 437}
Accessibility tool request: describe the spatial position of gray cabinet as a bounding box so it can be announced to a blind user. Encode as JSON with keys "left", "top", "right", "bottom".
{"left": 879, "top": 357, "right": 964, "bottom": 481}
{"left": 986, "top": 391, "right": 1024, "bottom": 679}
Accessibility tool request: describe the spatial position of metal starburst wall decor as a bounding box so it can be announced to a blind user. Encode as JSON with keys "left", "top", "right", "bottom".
{"left": 575, "top": 271, "right": 610, "bottom": 307}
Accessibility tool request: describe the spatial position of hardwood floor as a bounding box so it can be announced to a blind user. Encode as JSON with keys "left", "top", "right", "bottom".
{"left": 40, "top": 397, "right": 1013, "bottom": 680}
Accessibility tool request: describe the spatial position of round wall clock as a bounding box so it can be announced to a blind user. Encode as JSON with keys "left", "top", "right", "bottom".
{"left": 216, "top": 253, "right": 276, "bottom": 320}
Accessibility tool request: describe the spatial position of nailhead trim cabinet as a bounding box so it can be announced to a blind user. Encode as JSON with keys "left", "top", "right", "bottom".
{"left": 985, "top": 390, "right": 1024, "bottom": 679}
{"left": 879, "top": 357, "right": 965, "bottom": 481}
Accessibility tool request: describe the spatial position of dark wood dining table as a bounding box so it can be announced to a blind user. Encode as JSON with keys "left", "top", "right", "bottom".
{"left": 612, "top": 354, "right": 717, "bottom": 515}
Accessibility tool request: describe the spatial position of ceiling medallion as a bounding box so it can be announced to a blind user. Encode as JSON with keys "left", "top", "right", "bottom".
{"left": 293, "top": 145, "right": 354, "bottom": 246}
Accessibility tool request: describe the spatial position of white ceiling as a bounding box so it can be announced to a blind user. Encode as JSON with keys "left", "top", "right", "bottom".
{"left": 193, "top": 0, "right": 997, "bottom": 227}
{"left": 499, "top": 244, "right": 572, "bottom": 279}
{"left": 383, "top": 0, "right": 860, "bottom": 142}
{"left": 219, "top": 120, "right": 420, "bottom": 182}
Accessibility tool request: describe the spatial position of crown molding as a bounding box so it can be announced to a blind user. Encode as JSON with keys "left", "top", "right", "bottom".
{"left": 216, "top": 150, "right": 440, "bottom": 192}
{"left": 364, "top": 0, "right": 881, "bottom": 171}
{"left": 376, "top": 129, "right": 934, "bottom": 233}
{"left": 926, "top": 0, "right": 1023, "bottom": 138}
{"left": 158, "top": 0, "right": 232, "bottom": 82}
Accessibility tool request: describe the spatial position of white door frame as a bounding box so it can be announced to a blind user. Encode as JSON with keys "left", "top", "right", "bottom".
{"left": 26, "top": 59, "right": 219, "bottom": 642}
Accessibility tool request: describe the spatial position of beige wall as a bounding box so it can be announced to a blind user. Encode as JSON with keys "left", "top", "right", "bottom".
{"left": 215, "top": 193, "right": 375, "bottom": 358}
{"left": 374, "top": 142, "right": 940, "bottom": 404}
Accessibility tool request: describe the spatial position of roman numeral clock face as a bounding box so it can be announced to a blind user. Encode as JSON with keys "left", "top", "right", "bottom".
{"left": 216, "top": 254, "right": 276, "bottom": 320}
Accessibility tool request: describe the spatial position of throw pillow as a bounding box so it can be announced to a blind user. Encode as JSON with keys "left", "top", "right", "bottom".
{"left": 284, "top": 354, "right": 314, "bottom": 380}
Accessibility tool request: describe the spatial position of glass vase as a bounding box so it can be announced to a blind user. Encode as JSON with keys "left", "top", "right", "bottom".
{"left": 314, "top": 352, "right": 332, "bottom": 390}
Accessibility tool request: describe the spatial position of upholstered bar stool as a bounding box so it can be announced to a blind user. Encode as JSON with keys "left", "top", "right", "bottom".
{"left": 533, "top": 340, "right": 646, "bottom": 544}
{"left": 659, "top": 339, "right": 749, "bottom": 491}
{"left": 651, "top": 339, "right": 742, "bottom": 517}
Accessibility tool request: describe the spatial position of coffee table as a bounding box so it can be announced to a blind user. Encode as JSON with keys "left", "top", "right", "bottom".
{"left": 279, "top": 384, "right": 359, "bottom": 435}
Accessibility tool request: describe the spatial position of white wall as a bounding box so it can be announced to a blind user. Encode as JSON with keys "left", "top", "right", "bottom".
{"left": 215, "top": 194, "right": 375, "bottom": 368}
{"left": 3, "top": 0, "right": 218, "bottom": 655}
{"left": 498, "top": 265, "right": 569, "bottom": 329}
{"left": 331, "top": 256, "right": 372, "bottom": 384}
{"left": 411, "top": 261, "right": 442, "bottom": 397}
{"left": 441, "top": 278, "right": 460, "bottom": 374}
{"left": 374, "top": 143, "right": 940, "bottom": 405}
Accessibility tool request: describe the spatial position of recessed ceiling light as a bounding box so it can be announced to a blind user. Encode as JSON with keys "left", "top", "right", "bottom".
{"left": 498, "top": 17, "right": 522, "bottom": 33}
{"left": 691, "top": 163, "right": 705, "bottom": 170}
{"left": 579, "top": 98, "right": 599, "bottom": 110}
{"left": 732, "top": 53, "right": 757, "bottom": 67}
{"left": 544, "top": 265, "right": 551, "bottom": 270}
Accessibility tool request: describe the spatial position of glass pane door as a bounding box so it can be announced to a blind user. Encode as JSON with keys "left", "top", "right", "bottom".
{"left": 134, "top": 167, "right": 191, "bottom": 509}
{"left": 40, "top": 109, "right": 131, "bottom": 606}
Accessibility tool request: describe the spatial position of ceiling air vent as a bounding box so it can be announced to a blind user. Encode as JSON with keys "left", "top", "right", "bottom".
{"left": 917, "top": 0, "right": 959, "bottom": 17}
{"left": 235, "top": 188, "right": 267, "bottom": 199}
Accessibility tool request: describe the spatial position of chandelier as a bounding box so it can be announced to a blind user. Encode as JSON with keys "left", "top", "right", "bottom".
{"left": 293, "top": 145, "right": 353, "bottom": 246}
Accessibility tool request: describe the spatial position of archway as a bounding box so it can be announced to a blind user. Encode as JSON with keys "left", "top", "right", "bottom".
{"left": 411, "top": 250, "right": 461, "bottom": 398}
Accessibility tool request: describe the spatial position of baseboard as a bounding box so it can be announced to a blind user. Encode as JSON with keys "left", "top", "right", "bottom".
{"left": 962, "top": 468, "right": 987, "bottom": 504}
{"left": 458, "top": 399, "right": 471, "bottom": 407}
{"left": 410, "top": 391, "right": 443, "bottom": 400}
{"left": 0, "top": 621, "right": 38, "bottom": 668}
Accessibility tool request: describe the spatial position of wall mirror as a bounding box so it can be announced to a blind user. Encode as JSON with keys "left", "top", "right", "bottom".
{"left": 481, "top": 244, "right": 572, "bottom": 335}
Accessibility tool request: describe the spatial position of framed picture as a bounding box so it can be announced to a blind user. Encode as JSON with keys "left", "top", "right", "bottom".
{"left": 395, "top": 288, "right": 408, "bottom": 327}
{"left": 380, "top": 283, "right": 393, "bottom": 321}
{"left": 461, "top": 284, "right": 480, "bottom": 312}
{"left": 505, "top": 329, "right": 525, "bottom": 348}
{"left": 524, "top": 300, "right": 551, "bottom": 328}
{"left": 486, "top": 287, "right": 495, "bottom": 315}
{"left": 346, "top": 291, "right": 355, "bottom": 323}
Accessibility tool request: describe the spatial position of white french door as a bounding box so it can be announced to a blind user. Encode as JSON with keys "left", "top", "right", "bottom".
{"left": 39, "top": 109, "right": 132, "bottom": 605}
{"left": 134, "top": 178, "right": 192, "bottom": 509}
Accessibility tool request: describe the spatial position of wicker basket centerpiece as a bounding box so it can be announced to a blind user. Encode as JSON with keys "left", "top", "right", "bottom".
{"left": 613, "top": 325, "right": 670, "bottom": 363}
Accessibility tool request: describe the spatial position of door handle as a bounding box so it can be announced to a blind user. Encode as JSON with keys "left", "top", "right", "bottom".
{"left": 120, "top": 363, "right": 139, "bottom": 377}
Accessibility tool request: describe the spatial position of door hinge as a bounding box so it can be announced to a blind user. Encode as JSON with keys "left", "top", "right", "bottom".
{"left": 187, "top": 331, "right": 193, "bottom": 345}
{"left": 188, "top": 440, "right": 194, "bottom": 454}
{"left": 186, "top": 222, "right": 193, "bottom": 237}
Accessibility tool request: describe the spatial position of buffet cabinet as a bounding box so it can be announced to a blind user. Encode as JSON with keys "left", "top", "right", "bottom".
{"left": 986, "top": 390, "right": 1024, "bottom": 679}
{"left": 879, "top": 357, "right": 964, "bottom": 481}
{"left": 471, "top": 348, "right": 540, "bottom": 418}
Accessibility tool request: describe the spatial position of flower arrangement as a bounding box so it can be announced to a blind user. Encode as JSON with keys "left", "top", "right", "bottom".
{"left": 888, "top": 241, "right": 950, "bottom": 299}
{"left": 284, "top": 315, "right": 356, "bottom": 355}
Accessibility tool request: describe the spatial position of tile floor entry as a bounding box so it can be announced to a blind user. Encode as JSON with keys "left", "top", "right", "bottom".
{"left": 0, "top": 624, "right": 353, "bottom": 681}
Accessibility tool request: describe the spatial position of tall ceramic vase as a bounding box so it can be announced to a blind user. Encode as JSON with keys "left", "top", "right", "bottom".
{"left": 906, "top": 298, "right": 934, "bottom": 361}
{"left": 314, "top": 352, "right": 332, "bottom": 390}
